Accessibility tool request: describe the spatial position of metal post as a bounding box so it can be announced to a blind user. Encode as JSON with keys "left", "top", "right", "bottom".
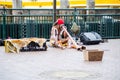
{"left": 73, "top": 8, "right": 77, "bottom": 22}
{"left": 2, "top": 6, "right": 6, "bottom": 39}
{"left": 53, "top": 0, "right": 56, "bottom": 22}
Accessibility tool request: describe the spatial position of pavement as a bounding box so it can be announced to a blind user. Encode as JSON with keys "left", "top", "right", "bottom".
{"left": 0, "top": 39, "right": 120, "bottom": 80}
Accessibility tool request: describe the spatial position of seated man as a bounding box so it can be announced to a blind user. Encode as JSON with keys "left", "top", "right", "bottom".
{"left": 50, "top": 18, "right": 71, "bottom": 49}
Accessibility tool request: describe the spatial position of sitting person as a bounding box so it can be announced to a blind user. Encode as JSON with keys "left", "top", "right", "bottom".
{"left": 50, "top": 18, "right": 71, "bottom": 49}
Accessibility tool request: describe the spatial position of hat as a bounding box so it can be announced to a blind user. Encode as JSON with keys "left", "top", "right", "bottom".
{"left": 57, "top": 18, "right": 64, "bottom": 25}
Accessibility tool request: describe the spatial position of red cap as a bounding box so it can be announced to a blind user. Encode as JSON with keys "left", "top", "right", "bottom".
{"left": 57, "top": 18, "right": 64, "bottom": 25}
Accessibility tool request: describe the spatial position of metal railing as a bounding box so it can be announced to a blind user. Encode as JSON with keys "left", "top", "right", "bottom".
{"left": 0, "top": 8, "right": 120, "bottom": 39}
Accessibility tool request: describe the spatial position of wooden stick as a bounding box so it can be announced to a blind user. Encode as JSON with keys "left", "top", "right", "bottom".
{"left": 62, "top": 26, "right": 86, "bottom": 51}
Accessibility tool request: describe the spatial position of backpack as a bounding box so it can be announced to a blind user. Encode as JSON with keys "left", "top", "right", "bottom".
{"left": 70, "top": 22, "right": 80, "bottom": 35}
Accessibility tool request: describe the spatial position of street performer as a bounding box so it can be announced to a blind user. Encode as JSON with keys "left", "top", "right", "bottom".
{"left": 50, "top": 18, "right": 86, "bottom": 50}
{"left": 50, "top": 18, "right": 71, "bottom": 49}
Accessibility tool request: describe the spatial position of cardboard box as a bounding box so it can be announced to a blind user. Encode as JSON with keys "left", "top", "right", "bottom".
{"left": 83, "top": 49, "right": 104, "bottom": 61}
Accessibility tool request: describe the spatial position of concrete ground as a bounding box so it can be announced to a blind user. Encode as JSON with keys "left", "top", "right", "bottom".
{"left": 0, "top": 39, "right": 120, "bottom": 80}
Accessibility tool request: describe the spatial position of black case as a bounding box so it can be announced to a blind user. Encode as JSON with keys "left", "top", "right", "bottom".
{"left": 80, "top": 32, "right": 102, "bottom": 45}
{"left": 20, "top": 41, "right": 47, "bottom": 52}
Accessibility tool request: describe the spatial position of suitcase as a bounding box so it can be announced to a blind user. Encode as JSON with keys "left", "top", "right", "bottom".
{"left": 80, "top": 32, "right": 102, "bottom": 45}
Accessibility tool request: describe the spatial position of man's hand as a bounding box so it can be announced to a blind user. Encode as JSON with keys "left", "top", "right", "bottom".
{"left": 60, "top": 24, "right": 67, "bottom": 29}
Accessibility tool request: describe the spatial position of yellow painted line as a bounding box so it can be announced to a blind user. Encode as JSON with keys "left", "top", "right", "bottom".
{"left": 23, "top": 2, "right": 60, "bottom": 6}
{"left": 70, "top": 1, "right": 86, "bottom": 5}
{"left": 0, "top": 0, "right": 120, "bottom": 8}
{"left": 0, "top": 2, "right": 11, "bottom": 5}
{"left": 0, "top": 1, "right": 60, "bottom": 7}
